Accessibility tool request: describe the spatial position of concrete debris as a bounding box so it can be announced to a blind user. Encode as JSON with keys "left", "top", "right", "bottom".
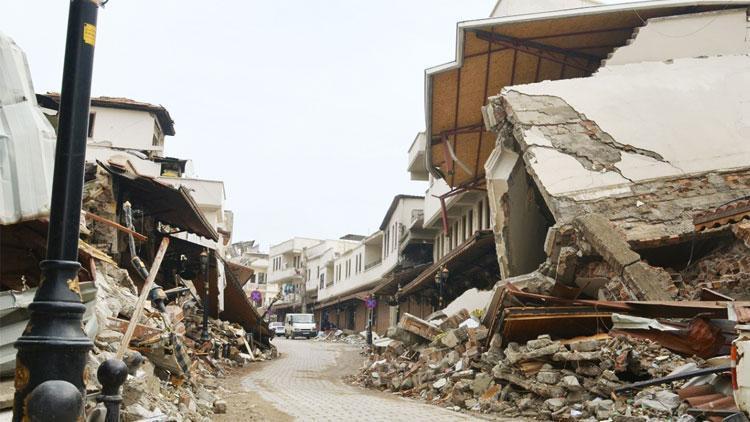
{"left": 80, "top": 259, "right": 278, "bottom": 421}
{"left": 315, "top": 330, "right": 367, "bottom": 346}
{"left": 349, "top": 318, "right": 704, "bottom": 420}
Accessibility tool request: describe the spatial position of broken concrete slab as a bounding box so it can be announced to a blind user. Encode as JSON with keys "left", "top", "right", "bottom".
{"left": 574, "top": 214, "right": 640, "bottom": 273}
{"left": 398, "top": 313, "right": 442, "bottom": 341}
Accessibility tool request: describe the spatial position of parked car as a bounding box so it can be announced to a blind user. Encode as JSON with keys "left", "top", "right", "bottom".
{"left": 269, "top": 322, "right": 285, "bottom": 338}
{"left": 284, "top": 313, "right": 316, "bottom": 339}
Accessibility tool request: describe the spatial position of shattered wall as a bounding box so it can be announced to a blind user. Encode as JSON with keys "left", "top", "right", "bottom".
{"left": 486, "top": 146, "right": 552, "bottom": 278}
{"left": 485, "top": 54, "right": 750, "bottom": 245}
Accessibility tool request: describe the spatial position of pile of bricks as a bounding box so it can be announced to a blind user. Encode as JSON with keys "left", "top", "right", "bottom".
{"left": 349, "top": 309, "right": 700, "bottom": 420}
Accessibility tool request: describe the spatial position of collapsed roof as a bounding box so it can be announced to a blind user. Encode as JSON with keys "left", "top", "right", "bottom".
{"left": 99, "top": 161, "right": 219, "bottom": 241}
{"left": 424, "top": 0, "right": 750, "bottom": 189}
{"left": 487, "top": 53, "right": 750, "bottom": 245}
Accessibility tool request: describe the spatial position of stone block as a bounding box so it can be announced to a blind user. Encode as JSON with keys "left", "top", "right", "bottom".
{"left": 471, "top": 372, "right": 492, "bottom": 395}
{"left": 574, "top": 213, "right": 640, "bottom": 272}
{"left": 622, "top": 261, "right": 673, "bottom": 301}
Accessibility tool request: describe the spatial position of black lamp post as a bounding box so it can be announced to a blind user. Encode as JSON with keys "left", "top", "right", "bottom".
{"left": 434, "top": 266, "right": 449, "bottom": 309}
{"left": 200, "top": 249, "right": 211, "bottom": 342}
{"left": 12, "top": 1, "right": 116, "bottom": 420}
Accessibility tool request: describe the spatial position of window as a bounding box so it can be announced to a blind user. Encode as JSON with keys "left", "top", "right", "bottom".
{"left": 462, "top": 215, "right": 468, "bottom": 242}
{"left": 478, "top": 202, "right": 484, "bottom": 231}
{"left": 485, "top": 198, "right": 491, "bottom": 229}
{"left": 393, "top": 223, "right": 398, "bottom": 251}
{"left": 319, "top": 273, "right": 325, "bottom": 289}
{"left": 468, "top": 211, "right": 474, "bottom": 237}
{"left": 152, "top": 120, "right": 163, "bottom": 147}
{"left": 384, "top": 229, "right": 389, "bottom": 258}
{"left": 87, "top": 112, "right": 96, "bottom": 138}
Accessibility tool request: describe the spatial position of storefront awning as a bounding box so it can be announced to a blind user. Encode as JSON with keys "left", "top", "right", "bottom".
{"left": 371, "top": 264, "right": 431, "bottom": 297}
{"left": 425, "top": 0, "right": 747, "bottom": 188}
{"left": 99, "top": 161, "right": 219, "bottom": 241}
{"left": 225, "top": 261, "right": 254, "bottom": 286}
{"left": 401, "top": 230, "right": 496, "bottom": 296}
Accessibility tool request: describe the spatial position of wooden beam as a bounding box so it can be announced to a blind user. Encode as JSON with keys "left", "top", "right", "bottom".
{"left": 83, "top": 210, "right": 147, "bottom": 241}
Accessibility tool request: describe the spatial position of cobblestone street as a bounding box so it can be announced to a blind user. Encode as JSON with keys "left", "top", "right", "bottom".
{"left": 236, "top": 338, "right": 479, "bottom": 421}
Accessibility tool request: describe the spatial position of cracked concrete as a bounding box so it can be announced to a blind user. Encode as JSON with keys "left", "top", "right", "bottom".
{"left": 486, "top": 86, "right": 750, "bottom": 246}
{"left": 502, "top": 90, "right": 669, "bottom": 182}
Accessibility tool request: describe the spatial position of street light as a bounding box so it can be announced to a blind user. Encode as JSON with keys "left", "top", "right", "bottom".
{"left": 434, "top": 266, "right": 449, "bottom": 309}
{"left": 200, "top": 249, "right": 210, "bottom": 342}
{"left": 12, "top": 1, "right": 113, "bottom": 420}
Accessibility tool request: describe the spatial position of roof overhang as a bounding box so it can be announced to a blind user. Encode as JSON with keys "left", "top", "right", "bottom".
{"left": 401, "top": 230, "right": 496, "bottom": 296}
{"left": 99, "top": 161, "right": 219, "bottom": 241}
{"left": 371, "top": 264, "right": 431, "bottom": 297}
{"left": 225, "top": 261, "right": 254, "bottom": 285}
{"left": 425, "top": 0, "right": 750, "bottom": 188}
{"left": 37, "top": 93, "right": 176, "bottom": 136}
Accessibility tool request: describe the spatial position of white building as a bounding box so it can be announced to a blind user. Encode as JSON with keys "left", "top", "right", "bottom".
{"left": 36, "top": 94, "right": 190, "bottom": 179}
{"left": 267, "top": 237, "right": 325, "bottom": 304}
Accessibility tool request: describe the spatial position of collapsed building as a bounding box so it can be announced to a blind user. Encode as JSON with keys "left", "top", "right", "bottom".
{"left": 0, "top": 31, "right": 272, "bottom": 421}
{"left": 345, "top": 0, "right": 750, "bottom": 419}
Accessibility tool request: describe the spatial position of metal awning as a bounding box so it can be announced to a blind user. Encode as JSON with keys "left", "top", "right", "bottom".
{"left": 99, "top": 161, "right": 219, "bottom": 241}
{"left": 425, "top": 0, "right": 749, "bottom": 188}
{"left": 371, "top": 264, "right": 431, "bottom": 297}
{"left": 315, "top": 289, "right": 370, "bottom": 310}
{"left": 401, "top": 230, "right": 496, "bottom": 296}
{"left": 225, "top": 261, "right": 254, "bottom": 286}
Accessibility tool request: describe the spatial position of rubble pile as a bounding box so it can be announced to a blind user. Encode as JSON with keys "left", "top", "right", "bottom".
{"left": 347, "top": 212, "right": 750, "bottom": 419}
{"left": 350, "top": 307, "right": 701, "bottom": 420}
{"left": 316, "top": 330, "right": 368, "bottom": 345}
{"left": 85, "top": 260, "right": 276, "bottom": 421}
{"left": 680, "top": 238, "right": 750, "bottom": 301}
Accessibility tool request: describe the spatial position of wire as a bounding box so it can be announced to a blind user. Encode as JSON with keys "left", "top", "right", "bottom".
{"left": 632, "top": 5, "right": 732, "bottom": 39}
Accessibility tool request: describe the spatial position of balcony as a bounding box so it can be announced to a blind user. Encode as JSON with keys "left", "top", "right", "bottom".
{"left": 364, "top": 259, "right": 382, "bottom": 271}
{"left": 407, "top": 132, "right": 428, "bottom": 181}
{"left": 267, "top": 267, "right": 301, "bottom": 284}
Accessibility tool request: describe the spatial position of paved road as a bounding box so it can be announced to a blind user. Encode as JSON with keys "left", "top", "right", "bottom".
{"left": 239, "top": 338, "right": 477, "bottom": 421}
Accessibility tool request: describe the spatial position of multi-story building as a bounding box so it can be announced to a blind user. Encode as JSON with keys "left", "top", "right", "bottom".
{"left": 267, "top": 237, "right": 325, "bottom": 307}
{"left": 36, "top": 94, "right": 189, "bottom": 178}
{"left": 312, "top": 195, "right": 434, "bottom": 333}
{"left": 380, "top": 132, "right": 501, "bottom": 326}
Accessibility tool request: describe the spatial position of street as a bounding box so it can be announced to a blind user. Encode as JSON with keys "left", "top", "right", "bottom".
{"left": 220, "top": 338, "right": 479, "bottom": 421}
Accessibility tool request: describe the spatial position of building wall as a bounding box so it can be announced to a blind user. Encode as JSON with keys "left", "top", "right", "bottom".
{"left": 432, "top": 194, "right": 492, "bottom": 262}
{"left": 317, "top": 232, "right": 385, "bottom": 301}
{"left": 423, "top": 176, "right": 451, "bottom": 229}
{"left": 605, "top": 8, "right": 750, "bottom": 67}
{"left": 88, "top": 107, "right": 163, "bottom": 154}
{"left": 400, "top": 296, "right": 434, "bottom": 321}
{"left": 490, "top": 0, "right": 600, "bottom": 17}
{"left": 381, "top": 197, "right": 423, "bottom": 273}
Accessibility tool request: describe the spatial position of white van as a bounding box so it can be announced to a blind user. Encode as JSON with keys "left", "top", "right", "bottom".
{"left": 284, "top": 313, "right": 316, "bottom": 339}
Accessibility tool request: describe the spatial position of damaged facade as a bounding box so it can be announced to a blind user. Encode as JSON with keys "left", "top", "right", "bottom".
{"left": 1, "top": 32, "right": 274, "bottom": 421}
{"left": 338, "top": 0, "right": 750, "bottom": 420}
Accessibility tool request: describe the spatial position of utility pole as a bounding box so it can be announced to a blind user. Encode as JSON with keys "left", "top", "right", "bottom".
{"left": 13, "top": 1, "right": 127, "bottom": 421}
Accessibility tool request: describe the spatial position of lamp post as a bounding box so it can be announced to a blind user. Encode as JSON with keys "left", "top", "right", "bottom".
{"left": 200, "top": 249, "right": 211, "bottom": 342}
{"left": 13, "top": 1, "right": 108, "bottom": 420}
{"left": 434, "top": 266, "right": 449, "bottom": 309}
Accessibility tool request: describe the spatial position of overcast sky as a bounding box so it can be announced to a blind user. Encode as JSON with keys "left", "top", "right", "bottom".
{"left": 2, "top": 1, "right": 495, "bottom": 250}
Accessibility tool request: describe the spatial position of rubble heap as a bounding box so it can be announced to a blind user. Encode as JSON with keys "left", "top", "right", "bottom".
{"left": 85, "top": 260, "right": 276, "bottom": 421}
{"left": 315, "top": 330, "right": 368, "bottom": 346}
{"left": 349, "top": 308, "right": 702, "bottom": 420}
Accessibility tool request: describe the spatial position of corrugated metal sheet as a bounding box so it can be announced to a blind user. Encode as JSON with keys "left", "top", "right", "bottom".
{"left": 0, "top": 32, "right": 56, "bottom": 225}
